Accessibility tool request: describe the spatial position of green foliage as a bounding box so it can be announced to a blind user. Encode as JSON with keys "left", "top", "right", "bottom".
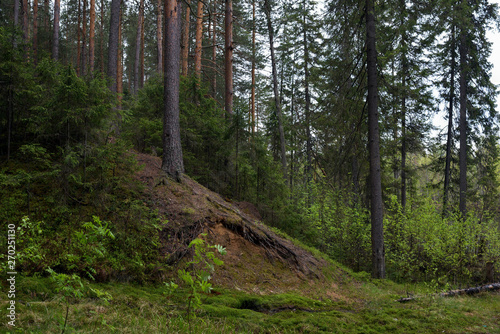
{"left": 165, "top": 234, "right": 226, "bottom": 329}
{"left": 385, "top": 194, "right": 500, "bottom": 285}
{"left": 291, "top": 181, "right": 371, "bottom": 272}
{"left": 47, "top": 268, "right": 112, "bottom": 334}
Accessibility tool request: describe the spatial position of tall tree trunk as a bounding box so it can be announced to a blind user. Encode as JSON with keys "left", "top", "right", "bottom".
{"left": 107, "top": 0, "right": 121, "bottom": 92}
{"left": 163, "top": 0, "right": 185, "bottom": 177}
{"left": 77, "top": 0, "right": 82, "bottom": 74}
{"left": 224, "top": 0, "right": 233, "bottom": 115}
{"left": 181, "top": 0, "right": 191, "bottom": 76}
{"left": 194, "top": 0, "right": 204, "bottom": 80}
{"left": 44, "top": 0, "right": 49, "bottom": 51}
{"left": 13, "top": 0, "right": 20, "bottom": 48}
{"left": 33, "top": 0, "right": 38, "bottom": 63}
{"left": 263, "top": 0, "right": 287, "bottom": 180}
{"left": 21, "top": 0, "right": 29, "bottom": 57}
{"left": 134, "top": 0, "right": 145, "bottom": 94}
{"left": 459, "top": 23, "right": 467, "bottom": 219}
{"left": 366, "top": 0, "right": 385, "bottom": 279}
{"left": 140, "top": 15, "right": 145, "bottom": 89}
{"left": 211, "top": 0, "right": 217, "bottom": 96}
{"left": 100, "top": 0, "right": 105, "bottom": 75}
{"left": 52, "top": 0, "right": 60, "bottom": 60}
{"left": 400, "top": 32, "right": 408, "bottom": 210}
{"left": 117, "top": 8, "right": 123, "bottom": 103}
{"left": 250, "top": 0, "right": 256, "bottom": 136}
{"left": 303, "top": 2, "right": 312, "bottom": 184}
{"left": 89, "top": 0, "right": 95, "bottom": 73}
{"left": 443, "top": 25, "right": 456, "bottom": 217}
{"left": 157, "top": 0, "right": 163, "bottom": 73}
{"left": 81, "top": 0, "right": 87, "bottom": 75}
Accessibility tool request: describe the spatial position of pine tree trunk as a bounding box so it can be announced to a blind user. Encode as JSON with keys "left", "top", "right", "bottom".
{"left": 81, "top": 0, "right": 87, "bottom": 75}
{"left": 100, "top": 0, "right": 105, "bottom": 75}
{"left": 250, "top": 0, "right": 256, "bottom": 136}
{"left": 13, "top": 0, "right": 19, "bottom": 49}
{"left": 134, "top": 0, "right": 145, "bottom": 94}
{"left": 44, "top": 0, "right": 49, "bottom": 51}
{"left": 89, "top": 0, "right": 95, "bottom": 73}
{"left": 194, "top": 0, "right": 204, "bottom": 80}
{"left": 303, "top": 2, "right": 312, "bottom": 184}
{"left": 78, "top": 0, "right": 82, "bottom": 74}
{"left": 181, "top": 0, "right": 191, "bottom": 76}
{"left": 443, "top": 25, "right": 455, "bottom": 217}
{"left": 366, "top": 0, "right": 385, "bottom": 279}
{"left": 117, "top": 8, "right": 123, "bottom": 103}
{"left": 107, "top": 0, "right": 121, "bottom": 92}
{"left": 211, "top": 0, "right": 217, "bottom": 96}
{"left": 459, "top": 24, "right": 467, "bottom": 219}
{"left": 263, "top": 0, "right": 287, "bottom": 180}
{"left": 224, "top": 0, "right": 233, "bottom": 115}
{"left": 52, "top": 0, "right": 60, "bottom": 60}
{"left": 140, "top": 16, "right": 145, "bottom": 89}
{"left": 163, "top": 0, "right": 185, "bottom": 177}
{"left": 33, "top": 0, "right": 38, "bottom": 63}
{"left": 157, "top": 0, "right": 163, "bottom": 73}
{"left": 21, "top": 0, "right": 29, "bottom": 57}
{"left": 401, "top": 32, "right": 407, "bottom": 210}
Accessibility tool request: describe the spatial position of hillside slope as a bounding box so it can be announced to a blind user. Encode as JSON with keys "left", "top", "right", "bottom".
{"left": 134, "top": 152, "right": 343, "bottom": 296}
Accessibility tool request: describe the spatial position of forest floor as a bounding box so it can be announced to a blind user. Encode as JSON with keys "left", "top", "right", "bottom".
{"left": 1, "top": 152, "right": 499, "bottom": 333}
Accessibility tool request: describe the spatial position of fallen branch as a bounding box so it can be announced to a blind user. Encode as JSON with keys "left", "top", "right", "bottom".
{"left": 397, "top": 282, "right": 500, "bottom": 303}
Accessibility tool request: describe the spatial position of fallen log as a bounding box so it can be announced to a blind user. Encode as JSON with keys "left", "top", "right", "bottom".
{"left": 397, "top": 282, "right": 500, "bottom": 303}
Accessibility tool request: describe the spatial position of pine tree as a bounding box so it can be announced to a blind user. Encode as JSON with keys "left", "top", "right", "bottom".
{"left": 53, "top": 0, "right": 61, "bottom": 60}
{"left": 224, "top": 0, "right": 233, "bottom": 115}
{"left": 366, "top": 0, "right": 385, "bottom": 279}
{"left": 108, "top": 0, "right": 121, "bottom": 92}
{"left": 163, "top": 0, "right": 185, "bottom": 177}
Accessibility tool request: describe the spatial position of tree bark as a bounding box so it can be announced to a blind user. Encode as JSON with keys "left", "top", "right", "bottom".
{"left": 263, "top": 0, "right": 287, "bottom": 180}
{"left": 224, "top": 0, "right": 233, "bottom": 116}
{"left": 303, "top": 1, "right": 312, "bottom": 184}
{"left": 81, "top": 0, "right": 87, "bottom": 75}
{"left": 107, "top": 0, "right": 122, "bottom": 92}
{"left": 117, "top": 8, "right": 123, "bottom": 103}
{"left": 157, "top": 0, "right": 163, "bottom": 73}
{"left": 14, "top": 0, "right": 20, "bottom": 47}
{"left": 100, "top": 0, "right": 105, "bottom": 75}
{"left": 366, "top": 0, "right": 385, "bottom": 279}
{"left": 134, "top": 0, "right": 145, "bottom": 94}
{"left": 194, "top": 0, "right": 204, "bottom": 80}
{"left": 211, "top": 0, "right": 217, "bottom": 96}
{"left": 33, "top": 0, "right": 38, "bottom": 63}
{"left": 89, "top": 0, "right": 95, "bottom": 73}
{"left": 163, "top": 0, "right": 185, "bottom": 177}
{"left": 44, "top": 0, "right": 49, "bottom": 51}
{"left": 52, "top": 0, "right": 60, "bottom": 60}
{"left": 21, "top": 0, "right": 29, "bottom": 57}
{"left": 443, "top": 25, "right": 456, "bottom": 217}
{"left": 181, "top": 0, "right": 191, "bottom": 76}
{"left": 397, "top": 283, "right": 500, "bottom": 302}
{"left": 459, "top": 13, "right": 467, "bottom": 220}
{"left": 400, "top": 30, "right": 407, "bottom": 211}
{"left": 250, "top": 0, "right": 256, "bottom": 135}
{"left": 140, "top": 14, "right": 145, "bottom": 89}
{"left": 78, "top": 0, "right": 82, "bottom": 74}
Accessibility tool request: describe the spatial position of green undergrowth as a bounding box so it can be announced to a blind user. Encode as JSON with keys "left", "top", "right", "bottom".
{"left": 1, "top": 275, "right": 499, "bottom": 333}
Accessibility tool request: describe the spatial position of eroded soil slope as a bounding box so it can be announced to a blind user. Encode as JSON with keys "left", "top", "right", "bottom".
{"left": 134, "top": 152, "right": 344, "bottom": 296}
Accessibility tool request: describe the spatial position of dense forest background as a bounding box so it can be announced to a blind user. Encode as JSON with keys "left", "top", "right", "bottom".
{"left": 1, "top": 0, "right": 500, "bottom": 286}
